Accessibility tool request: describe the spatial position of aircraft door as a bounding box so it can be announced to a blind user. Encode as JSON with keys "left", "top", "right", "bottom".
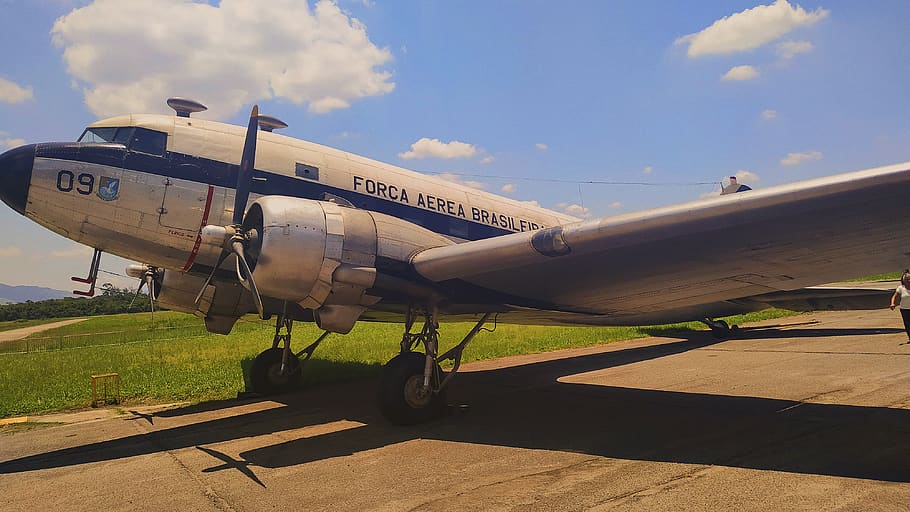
{"left": 157, "top": 173, "right": 226, "bottom": 235}
{"left": 116, "top": 127, "right": 220, "bottom": 234}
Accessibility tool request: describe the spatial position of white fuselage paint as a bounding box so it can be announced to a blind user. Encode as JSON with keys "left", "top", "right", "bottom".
{"left": 24, "top": 114, "right": 577, "bottom": 275}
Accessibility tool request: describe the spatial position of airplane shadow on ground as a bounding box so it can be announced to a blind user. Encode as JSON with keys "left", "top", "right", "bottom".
{"left": 1, "top": 327, "right": 908, "bottom": 483}
{"left": 735, "top": 326, "right": 905, "bottom": 339}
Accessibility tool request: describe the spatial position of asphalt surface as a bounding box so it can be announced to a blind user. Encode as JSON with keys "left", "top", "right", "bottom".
{"left": 1, "top": 309, "right": 909, "bottom": 511}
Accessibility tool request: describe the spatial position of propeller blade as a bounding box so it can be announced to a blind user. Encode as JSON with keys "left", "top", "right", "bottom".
{"left": 145, "top": 274, "right": 156, "bottom": 314}
{"left": 128, "top": 281, "right": 143, "bottom": 310}
{"left": 232, "top": 240, "right": 264, "bottom": 318}
{"left": 233, "top": 105, "right": 260, "bottom": 225}
{"left": 194, "top": 249, "right": 231, "bottom": 306}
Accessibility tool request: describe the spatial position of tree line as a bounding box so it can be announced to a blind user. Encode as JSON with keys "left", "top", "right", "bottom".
{"left": 0, "top": 284, "right": 153, "bottom": 321}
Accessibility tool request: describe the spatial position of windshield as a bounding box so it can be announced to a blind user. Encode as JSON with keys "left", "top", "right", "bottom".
{"left": 78, "top": 127, "right": 167, "bottom": 155}
{"left": 79, "top": 127, "right": 127, "bottom": 143}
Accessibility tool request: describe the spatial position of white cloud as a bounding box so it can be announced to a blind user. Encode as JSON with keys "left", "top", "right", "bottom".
{"left": 676, "top": 0, "right": 829, "bottom": 58}
{"left": 480, "top": 156, "right": 494, "bottom": 164}
{"left": 520, "top": 200, "right": 541, "bottom": 208}
{"left": 776, "top": 40, "right": 813, "bottom": 60}
{"left": 535, "top": 143, "right": 548, "bottom": 151}
{"left": 780, "top": 150, "right": 823, "bottom": 166}
{"left": 501, "top": 183, "right": 516, "bottom": 193}
{"left": 51, "top": 0, "right": 394, "bottom": 118}
{"left": 1, "top": 137, "right": 27, "bottom": 150}
{"left": 734, "top": 170, "right": 759, "bottom": 183}
{"left": 609, "top": 202, "right": 623, "bottom": 209}
{"left": 436, "top": 172, "right": 486, "bottom": 190}
{"left": 399, "top": 138, "right": 477, "bottom": 160}
{"left": 309, "top": 97, "right": 351, "bottom": 114}
{"left": 761, "top": 109, "right": 778, "bottom": 120}
{"left": 0, "top": 78, "right": 33, "bottom": 104}
{"left": 557, "top": 202, "right": 590, "bottom": 218}
{"left": 722, "top": 65, "right": 759, "bottom": 81}
{"left": 642, "top": 166, "right": 653, "bottom": 174}
{"left": 0, "top": 246, "right": 23, "bottom": 258}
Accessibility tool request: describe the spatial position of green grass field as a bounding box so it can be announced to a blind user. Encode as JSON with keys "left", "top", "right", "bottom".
{"left": 0, "top": 309, "right": 797, "bottom": 418}
{"left": 845, "top": 271, "right": 903, "bottom": 282}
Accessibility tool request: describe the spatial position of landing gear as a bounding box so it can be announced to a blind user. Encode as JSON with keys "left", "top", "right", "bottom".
{"left": 378, "top": 307, "right": 492, "bottom": 425}
{"left": 250, "top": 347, "right": 301, "bottom": 394}
{"left": 702, "top": 318, "right": 740, "bottom": 339}
{"left": 248, "top": 304, "right": 330, "bottom": 395}
{"left": 378, "top": 351, "right": 446, "bottom": 425}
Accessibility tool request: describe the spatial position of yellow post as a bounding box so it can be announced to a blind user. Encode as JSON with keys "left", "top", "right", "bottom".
{"left": 91, "top": 373, "right": 120, "bottom": 407}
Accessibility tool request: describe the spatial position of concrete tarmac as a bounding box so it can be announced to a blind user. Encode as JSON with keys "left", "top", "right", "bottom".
{"left": 1, "top": 309, "right": 909, "bottom": 511}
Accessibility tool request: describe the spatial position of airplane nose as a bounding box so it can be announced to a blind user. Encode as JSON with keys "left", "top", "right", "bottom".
{"left": 0, "top": 144, "right": 34, "bottom": 215}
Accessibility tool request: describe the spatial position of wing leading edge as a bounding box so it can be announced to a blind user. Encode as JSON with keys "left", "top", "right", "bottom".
{"left": 410, "top": 161, "right": 910, "bottom": 325}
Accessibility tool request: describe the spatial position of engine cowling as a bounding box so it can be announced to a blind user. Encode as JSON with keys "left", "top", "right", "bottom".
{"left": 125, "top": 265, "right": 254, "bottom": 334}
{"left": 240, "top": 196, "right": 453, "bottom": 333}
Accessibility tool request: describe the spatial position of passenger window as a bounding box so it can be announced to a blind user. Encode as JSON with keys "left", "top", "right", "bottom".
{"left": 129, "top": 128, "right": 167, "bottom": 155}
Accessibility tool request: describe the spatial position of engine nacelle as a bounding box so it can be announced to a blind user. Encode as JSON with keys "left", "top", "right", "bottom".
{"left": 241, "top": 196, "right": 453, "bottom": 333}
{"left": 144, "top": 268, "right": 253, "bottom": 334}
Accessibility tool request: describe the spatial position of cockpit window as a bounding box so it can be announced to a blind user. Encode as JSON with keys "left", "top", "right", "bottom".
{"left": 78, "top": 127, "right": 118, "bottom": 143}
{"left": 78, "top": 126, "right": 167, "bottom": 156}
{"left": 113, "top": 127, "right": 133, "bottom": 144}
{"left": 129, "top": 128, "right": 167, "bottom": 155}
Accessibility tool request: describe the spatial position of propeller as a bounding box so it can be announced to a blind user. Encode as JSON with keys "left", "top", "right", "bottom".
{"left": 194, "top": 105, "right": 265, "bottom": 318}
{"left": 127, "top": 264, "right": 159, "bottom": 315}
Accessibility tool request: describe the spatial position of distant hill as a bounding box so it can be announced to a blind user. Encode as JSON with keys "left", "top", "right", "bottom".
{"left": 0, "top": 283, "right": 71, "bottom": 303}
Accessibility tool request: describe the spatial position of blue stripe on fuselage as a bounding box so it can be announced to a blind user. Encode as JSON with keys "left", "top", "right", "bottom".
{"left": 36, "top": 143, "right": 514, "bottom": 241}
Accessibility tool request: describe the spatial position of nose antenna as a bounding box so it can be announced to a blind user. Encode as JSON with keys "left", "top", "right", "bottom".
{"left": 167, "top": 97, "right": 208, "bottom": 118}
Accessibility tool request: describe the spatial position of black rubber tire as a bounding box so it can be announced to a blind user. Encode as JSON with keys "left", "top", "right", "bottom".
{"left": 378, "top": 352, "right": 447, "bottom": 425}
{"left": 250, "top": 348, "right": 301, "bottom": 395}
{"left": 710, "top": 320, "right": 730, "bottom": 339}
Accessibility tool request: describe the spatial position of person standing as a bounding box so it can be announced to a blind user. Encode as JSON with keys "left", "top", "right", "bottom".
{"left": 889, "top": 272, "right": 910, "bottom": 342}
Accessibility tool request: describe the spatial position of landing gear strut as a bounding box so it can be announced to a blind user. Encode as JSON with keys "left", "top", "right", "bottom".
{"left": 701, "top": 318, "right": 740, "bottom": 339}
{"left": 249, "top": 304, "right": 330, "bottom": 395}
{"left": 378, "top": 308, "right": 491, "bottom": 425}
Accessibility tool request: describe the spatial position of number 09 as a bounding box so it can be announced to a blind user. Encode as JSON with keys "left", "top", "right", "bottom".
{"left": 56, "top": 171, "right": 94, "bottom": 195}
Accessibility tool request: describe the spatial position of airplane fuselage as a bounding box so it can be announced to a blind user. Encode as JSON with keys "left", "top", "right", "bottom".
{"left": 7, "top": 114, "right": 576, "bottom": 278}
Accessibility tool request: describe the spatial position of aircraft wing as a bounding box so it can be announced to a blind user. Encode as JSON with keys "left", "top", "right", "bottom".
{"left": 410, "top": 162, "right": 910, "bottom": 325}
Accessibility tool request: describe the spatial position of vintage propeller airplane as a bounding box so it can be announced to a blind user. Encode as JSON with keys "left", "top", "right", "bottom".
{"left": 0, "top": 98, "right": 907, "bottom": 424}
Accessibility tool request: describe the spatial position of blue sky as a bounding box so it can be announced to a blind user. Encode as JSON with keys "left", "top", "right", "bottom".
{"left": 0, "top": 0, "right": 908, "bottom": 290}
